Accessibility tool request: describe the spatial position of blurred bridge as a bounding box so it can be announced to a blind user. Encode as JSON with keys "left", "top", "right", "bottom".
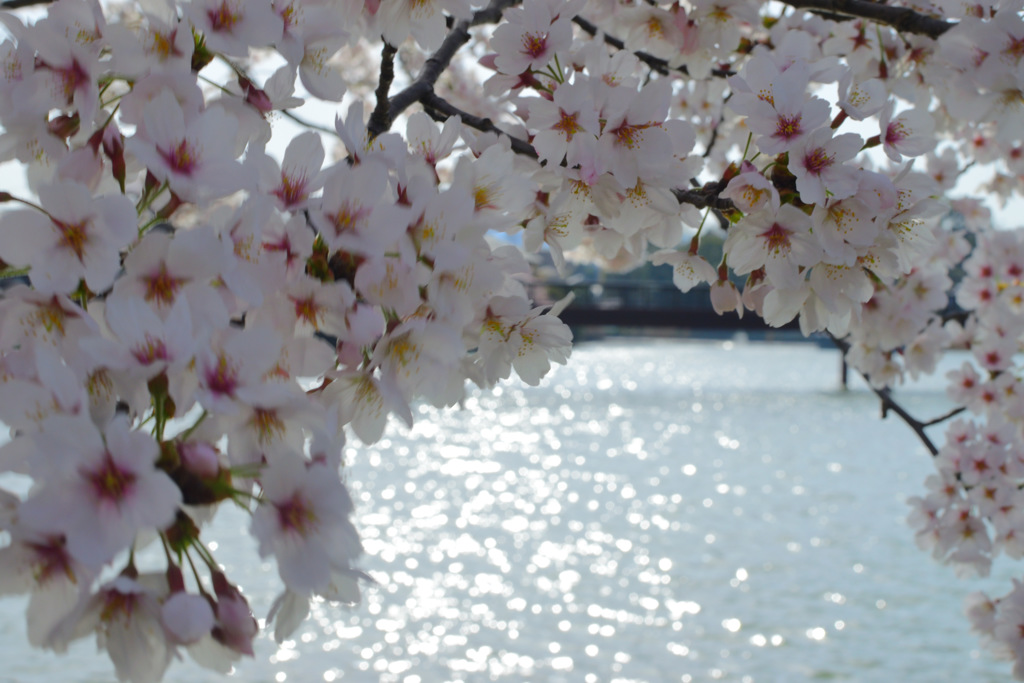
{"left": 527, "top": 278, "right": 803, "bottom": 335}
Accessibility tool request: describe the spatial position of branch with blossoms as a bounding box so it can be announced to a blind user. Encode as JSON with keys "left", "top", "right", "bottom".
{"left": 829, "top": 333, "right": 966, "bottom": 457}
{"left": 4, "top": 0, "right": 1024, "bottom": 680}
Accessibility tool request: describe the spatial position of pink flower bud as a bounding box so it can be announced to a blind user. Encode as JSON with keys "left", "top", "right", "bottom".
{"left": 179, "top": 441, "right": 220, "bottom": 479}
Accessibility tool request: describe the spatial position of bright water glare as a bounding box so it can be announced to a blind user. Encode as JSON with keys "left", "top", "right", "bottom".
{"left": 0, "top": 338, "right": 1016, "bottom": 682}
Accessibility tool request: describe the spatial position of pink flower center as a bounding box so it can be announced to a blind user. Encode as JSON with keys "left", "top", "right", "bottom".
{"left": 87, "top": 452, "right": 137, "bottom": 504}
{"left": 148, "top": 29, "right": 180, "bottom": 60}
{"left": 520, "top": 32, "right": 548, "bottom": 59}
{"left": 645, "top": 17, "right": 665, "bottom": 38}
{"left": 885, "top": 121, "right": 907, "bottom": 146}
{"left": 613, "top": 122, "right": 651, "bottom": 149}
{"left": 52, "top": 218, "right": 89, "bottom": 261}
{"left": 553, "top": 109, "right": 583, "bottom": 141}
{"left": 276, "top": 492, "right": 316, "bottom": 534}
{"left": 26, "top": 535, "right": 75, "bottom": 585}
{"left": 100, "top": 589, "right": 138, "bottom": 623}
{"left": 208, "top": 2, "right": 241, "bottom": 32}
{"left": 49, "top": 57, "right": 88, "bottom": 100}
{"left": 274, "top": 173, "right": 307, "bottom": 207}
{"left": 132, "top": 333, "right": 169, "bottom": 365}
{"left": 160, "top": 140, "right": 199, "bottom": 175}
{"left": 57, "top": 59, "right": 89, "bottom": 101}
{"left": 291, "top": 295, "right": 322, "bottom": 327}
{"left": 206, "top": 354, "right": 239, "bottom": 397}
{"left": 329, "top": 202, "right": 371, "bottom": 235}
{"left": 1004, "top": 35, "right": 1024, "bottom": 64}
{"left": 760, "top": 223, "right": 792, "bottom": 254}
{"left": 775, "top": 114, "right": 803, "bottom": 141}
{"left": 250, "top": 408, "right": 286, "bottom": 444}
{"left": 280, "top": 3, "right": 297, "bottom": 29}
{"left": 802, "top": 148, "right": 833, "bottom": 176}
{"left": 143, "top": 263, "right": 186, "bottom": 306}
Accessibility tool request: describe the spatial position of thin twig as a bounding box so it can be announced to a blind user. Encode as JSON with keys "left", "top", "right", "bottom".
{"left": 572, "top": 16, "right": 736, "bottom": 79}
{"left": 828, "top": 333, "right": 961, "bottom": 457}
{"left": 922, "top": 405, "right": 967, "bottom": 428}
{"left": 280, "top": 109, "right": 340, "bottom": 137}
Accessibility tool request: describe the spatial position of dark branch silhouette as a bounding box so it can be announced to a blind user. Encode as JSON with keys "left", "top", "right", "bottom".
{"left": 420, "top": 91, "right": 538, "bottom": 159}
{"left": 571, "top": 16, "right": 736, "bottom": 79}
{"left": 781, "top": 0, "right": 954, "bottom": 38}
{"left": 828, "top": 333, "right": 966, "bottom": 457}
{"left": 369, "top": 0, "right": 520, "bottom": 138}
{"left": 368, "top": 42, "right": 399, "bottom": 141}
{"left": 1, "top": 0, "right": 58, "bottom": 8}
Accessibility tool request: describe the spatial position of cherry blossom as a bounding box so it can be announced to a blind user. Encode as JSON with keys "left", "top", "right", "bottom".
{"left": 251, "top": 458, "right": 362, "bottom": 595}
{"left": 4, "top": 0, "right": 1024, "bottom": 679}
{"left": 0, "top": 181, "right": 136, "bottom": 295}
{"left": 789, "top": 129, "right": 862, "bottom": 205}
{"left": 490, "top": 0, "right": 577, "bottom": 75}
{"left": 18, "top": 416, "right": 180, "bottom": 568}
{"left": 127, "top": 89, "right": 250, "bottom": 203}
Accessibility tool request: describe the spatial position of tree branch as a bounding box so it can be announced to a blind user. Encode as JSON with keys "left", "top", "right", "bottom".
{"left": 870, "top": 384, "right": 941, "bottom": 456}
{"left": 367, "top": 42, "right": 398, "bottom": 142}
{"left": 827, "top": 333, "right": 964, "bottom": 457}
{"left": 1, "top": 0, "right": 57, "bottom": 8}
{"left": 420, "top": 91, "right": 537, "bottom": 159}
{"left": 375, "top": 0, "right": 520, "bottom": 137}
{"left": 572, "top": 15, "right": 736, "bottom": 79}
{"left": 673, "top": 185, "right": 735, "bottom": 212}
{"left": 780, "top": 0, "right": 954, "bottom": 38}
{"left": 922, "top": 405, "right": 966, "bottom": 428}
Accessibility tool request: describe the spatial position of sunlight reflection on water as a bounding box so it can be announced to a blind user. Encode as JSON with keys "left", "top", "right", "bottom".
{"left": 0, "top": 339, "right": 1017, "bottom": 682}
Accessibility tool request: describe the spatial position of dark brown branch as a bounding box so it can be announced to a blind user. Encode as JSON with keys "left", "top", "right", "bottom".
{"left": 781, "top": 0, "right": 954, "bottom": 38}
{"left": 827, "top": 333, "right": 965, "bottom": 457}
{"left": 377, "top": 0, "right": 520, "bottom": 137}
{"left": 572, "top": 16, "right": 735, "bottom": 79}
{"left": 1, "top": 0, "right": 56, "bottom": 8}
{"left": 573, "top": 16, "right": 670, "bottom": 76}
{"left": 871, "top": 384, "right": 940, "bottom": 455}
{"left": 922, "top": 405, "right": 966, "bottom": 428}
{"left": 367, "top": 42, "right": 398, "bottom": 141}
{"left": 420, "top": 91, "right": 537, "bottom": 159}
{"left": 673, "top": 186, "right": 735, "bottom": 212}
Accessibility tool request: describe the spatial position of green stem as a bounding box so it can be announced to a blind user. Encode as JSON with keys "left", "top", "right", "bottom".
{"left": 694, "top": 207, "right": 711, "bottom": 242}
{"left": 136, "top": 181, "right": 169, "bottom": 219}
{"left": 179, "top": 410, "right": 208, "bottom": 441}
{"left": 153, "top": 392, "right": 166, "bottom": 441}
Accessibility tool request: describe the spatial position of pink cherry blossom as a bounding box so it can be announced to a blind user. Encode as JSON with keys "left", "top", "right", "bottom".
{"left": 18, "top": 416, "right": 180, "bottom": 568}
{"left": 0, "top": 181, "right": 135, "bottom": 295}
{"left": 251, "top": 459, "right": 363, "bottom": 595}
{"left": 127, "top": 89, "right": 251, "bottom": 203}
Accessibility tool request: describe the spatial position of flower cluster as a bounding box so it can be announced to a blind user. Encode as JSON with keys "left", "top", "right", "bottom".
{"left": 0, "top": 1, "right": 572, "bottom": 679}
{"left": 3, "top": 0, "right": 1024, "bottom": 679}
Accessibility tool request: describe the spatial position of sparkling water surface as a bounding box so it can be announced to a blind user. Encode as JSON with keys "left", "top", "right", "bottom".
{"left": 1, "top": 339, "right": 1016, "bottom": 682}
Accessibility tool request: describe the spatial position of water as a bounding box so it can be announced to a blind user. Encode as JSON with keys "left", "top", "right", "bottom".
{"left": 1, "top": 339, "right": 1017, "bottom": 682}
